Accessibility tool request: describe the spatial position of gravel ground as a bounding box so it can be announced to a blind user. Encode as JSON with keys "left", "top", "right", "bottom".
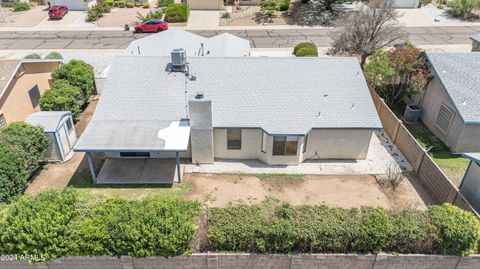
{"left": 0, "top": 5, "right": 48, "bottom": 27}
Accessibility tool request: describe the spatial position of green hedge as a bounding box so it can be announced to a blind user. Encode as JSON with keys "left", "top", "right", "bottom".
{"left": 44, "top": 51, "right": 63, "bottom": 60}
{"left": 207, "top": 203, "right": 480, "bottom": 256}
{"left": 0, "top": 190, "right": 200, "bottom": 261}
{"left": 158, "top": 0, "right": 174, "bottom": 6}
{"left": 39, "top": 80, "right": 82, "bottom": 118}
{"left": 13, "top": 2, "right": 30, "bottom": 12}
{"left": 52, "top": 60, "right": 95, "bottom": 102}
{"left": 293, "top": 41, "right": 318, "bottom": 57}
{"left": 0, "top": 123, "right": 48, "bottom": 203}
{"left": 164, "top": 4, "right": 189, "bottom": 23}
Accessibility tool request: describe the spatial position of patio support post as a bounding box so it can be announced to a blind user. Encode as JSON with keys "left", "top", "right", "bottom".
{"left": 86, "top": 152, "right": 97, "bottom": 184}
{"left": 176, "top": 152, "right": 181, "bottom": 183}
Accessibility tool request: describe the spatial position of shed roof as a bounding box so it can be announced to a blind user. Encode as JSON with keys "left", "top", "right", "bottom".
{"left": 74, "top": 55, "right": 381, "bottom": 151}
{"left": 424, "top": 52, "right": 480, "bottom": 124}
{"left": 123, "top": 29, "right": 250, "bottom": 57}
{"left": 26, "top": 111, "right": 71, "bottom": 132}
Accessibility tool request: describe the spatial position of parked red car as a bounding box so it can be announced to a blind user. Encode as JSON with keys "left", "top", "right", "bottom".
{"left": 134, "top": 19, "right": 168, "bottom": 33}
{"left": 48, "top": 5, "right": 68, "bottom": 19}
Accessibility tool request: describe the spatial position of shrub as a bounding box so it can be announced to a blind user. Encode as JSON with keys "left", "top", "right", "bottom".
{"left": 448, "top": 0, "right": 480, "bottom": 19}
{"left": 13, "top": 2, "right": 30, "bottom": 12}
{"left": 52, "top": 60, "right": 95, "bottom": 102}
{"left": 39, "top": 80, "right": 82, "bottom": 118}
{"left": 127, "top": 1, "right": 134, "bottom": 7}
{"left": 44, "top": 51, "right": 63, "bottom": 59}
{"left": 117, "top": 0, "right": 126, "bottom": 7}
{"left": 279, "top": 0, "right": 290, "bottom": 11}
{"left": 137, "top": 10, "right": 163, "bottom": 22}
{"left": 157, "top": 0, "right": 174, "bottom": 6}
{"left": 221, "top": 12, "right": 230, "bottom": 18}
{"left": 143, "top": 1, "right": 150, "bottom": 7}
{"left": 207, "top": 203, "right": 480, "bottom": 255}
{"left": 69, "top": 196, "right": 200, "bottom": 257}
{"left": 0, "top": 143, "right": 28, "bottom": 203}
{"left": 164, "top": 3, "right": 189, "bottom": 22}
{"left": 135, "top": 1, "right": 143, "bottom": 6}
{"left": 104, "top": 0, "right": 115, "bottom": 6}
{"left": 0, "top": 122, "right": 49, "bottom": 175}
{"left": 0, "top": 190, "right": 78, "bottom": 260}
{"left": 293, "top": 42, "right": 318, "bottom": 57}
{"left": 429, "top": 203, "right": 480, "bottom": 256}
{"left": 24, "top": 53, "right": 41, "bottom": 59}
{"left": 86, "top": 2, "right": 111, "bottom": 21}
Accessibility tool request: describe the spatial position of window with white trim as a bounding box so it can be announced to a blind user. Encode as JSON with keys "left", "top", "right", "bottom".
{"left": 227, "top": 129, "right": 242, "bottom": 150}
{"left": 273, "top": 136, "right": 298, "bottom": 156}
{"left": 261, "top": 131, "right": 267, "bottom": 153}
{"left": 435, "top": 104, "right": 454, "bottom": 134}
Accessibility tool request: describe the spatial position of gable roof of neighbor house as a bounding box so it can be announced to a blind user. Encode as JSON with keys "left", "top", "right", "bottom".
{"left": 471, "top": 33, "right": 480, "bottom": 43}
{"left": 74, "top": 55, "right": 381, "bottom": 152}
{"left": 26, "top": 111, "right": 71, "bottom": 133}
{"left": 124, "top": 29, "right": 250, "bottom": 57}
{"left": 462, "top": 152, "right": 480, "bottom": 164}
{"left": 424, "top": 52, "right": 480, "bottom": 124}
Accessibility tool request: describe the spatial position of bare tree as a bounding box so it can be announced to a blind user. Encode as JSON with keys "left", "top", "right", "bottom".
{"left": 330, "top": 0, "right": 407, "bottom": 67}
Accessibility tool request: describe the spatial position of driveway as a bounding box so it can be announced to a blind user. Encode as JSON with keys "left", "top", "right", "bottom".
{"left": 35, "top": 11, "right": 87, "bottom": 29}
{"left": 187, "top": 10, "right": 219, "bottom": 30}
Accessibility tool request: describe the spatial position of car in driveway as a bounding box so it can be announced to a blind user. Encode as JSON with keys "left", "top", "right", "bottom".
{"left": 48, "top": 5, "right": 68, "bottom": 20}
{"left": 134, "top": 19, "right": 168, "bottom": 33}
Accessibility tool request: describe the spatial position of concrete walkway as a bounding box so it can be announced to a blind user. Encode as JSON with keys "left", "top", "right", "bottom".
{"left": 186, "top": 10, "right": 220, "bottom": 30}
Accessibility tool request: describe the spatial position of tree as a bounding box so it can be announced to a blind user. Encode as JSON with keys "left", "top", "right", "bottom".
{"left": 448, "top": 0, "right": 480, "bottom": 19}
{"left": 39, "top": 79, "right": 82, "bottom": 118}
{"left": 364, "top": 47, "right": 430, "bottom": 108}
{"left": 0, "top": 122, "right": 49, "bottom": 175}
{"left": 0, "top": 143, "right": 28, "bottom": 203}
{"left": 330, "top": 0, "right": 407, "bottom": 66}
{"left": 260, "top": 0, "right": 281, "bottom": 18}
{"left": 52, "top": 60, "right": 95, "bottom": 101}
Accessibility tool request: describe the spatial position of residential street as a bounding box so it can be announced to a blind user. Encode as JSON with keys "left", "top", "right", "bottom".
{"left": 0, "top": 26, "right": 478, "bottom": 49}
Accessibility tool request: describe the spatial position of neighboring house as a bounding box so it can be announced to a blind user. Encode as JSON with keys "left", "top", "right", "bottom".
{"left": 460, "top": 153, "right": 480, "bottom": 214}
{"left": 124, "top": 29, "right": 250, "bottom": 57}
{"left": 74, "top": 53, "right": 382, "bottom": 183}
{"left": 26, "top": 111, "right": 77, "bottom": 162}
{"left": 0, "top": 59, "right": 61, "bottom": 126}
{"left": 415, "top": 52, "right": 480, "bottom": 153}
{"left": 47, "top": 0, "right": 96, "bottom": 10}
{"left": 471, "top": 34, "right": 480, "bottom": 52}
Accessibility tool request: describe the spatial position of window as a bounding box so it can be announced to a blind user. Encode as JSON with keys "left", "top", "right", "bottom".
{"left": 273, "top": 136, "right": 298, "bottom": 156}
{"left": 303, "top": 134, "right": 308, "bottom": 153}
{"left": 435, "top": 104, "right": 455, "bottom": 133}
{"left": 261, "top": 131, "right": 267, "bottom": 153}
{"left": 227, "top": 129, "right": 242, "bottom": 150}
{"left": 0, "top": 112, "right": 5, "bottom": 128}
{"left": 120, "top": 152, "right": 150, "bottom": 157}
{"left": 28, "top": 85, "right": 41, "bottom": 108}
{"left": 65, "top": 119, "right": 73, "bottom": 134}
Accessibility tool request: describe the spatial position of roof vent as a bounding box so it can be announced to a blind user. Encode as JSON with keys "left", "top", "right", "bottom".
{"left": 171, "top": 48, "right": 187, "bottom": 72}
{"left": 195, "top": 91, "right": 204, "bottom": 99}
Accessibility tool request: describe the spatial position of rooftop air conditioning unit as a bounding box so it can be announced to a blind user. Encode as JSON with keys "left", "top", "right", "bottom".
{"left": 171, "top": 48, "right": 187, "bottom": 72}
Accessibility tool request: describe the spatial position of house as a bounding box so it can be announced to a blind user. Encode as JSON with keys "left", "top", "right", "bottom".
{"left": 74, "top": 52, "right": 381, "bottom": 184}
{"left": 47, "top": 0, "right": 97, "bottom": 10}
{"left": 0, "top": 59, "right": 61, "bottom": 126}
{"left": 471, "top": 34, "right": 480, "bottom": 52}
{"left": 26, "top": 111, "right": 77, "bottom": 162}
{"left": 460, "top": 153, "right": 480, "bottom": 214}
{"left": 415, "top": 52, "right": 480, "bottom": 153}
{"left": 124, "top": 29, "right": 250, "bottom": 57}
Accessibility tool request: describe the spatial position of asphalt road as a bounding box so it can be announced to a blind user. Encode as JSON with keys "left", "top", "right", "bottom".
{"left": 0, "top": 26, "right": 479, "bottom": 49}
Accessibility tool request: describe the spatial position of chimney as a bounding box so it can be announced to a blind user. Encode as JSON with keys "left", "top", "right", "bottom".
{"left": 188, "top": 92, "right": 214, "bottom": 164}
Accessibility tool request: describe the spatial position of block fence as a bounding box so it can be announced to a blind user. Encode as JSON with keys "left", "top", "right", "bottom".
{"left": 0, "top": 254, "right": 479, "bottom": 269}
{"left": 369, "top": 90, "right": 479, "bottom": 218}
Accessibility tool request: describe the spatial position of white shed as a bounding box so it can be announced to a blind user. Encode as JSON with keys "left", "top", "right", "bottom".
{"left": 26, "top": 111, "right": 77, "bottom": 162}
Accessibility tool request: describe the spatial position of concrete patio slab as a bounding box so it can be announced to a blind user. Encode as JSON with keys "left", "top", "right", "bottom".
{"left": 184, "top": 130, "right": 412, "bottom": 175}
{"left": 97, "top": 158, "right": 182, "bottom": 184}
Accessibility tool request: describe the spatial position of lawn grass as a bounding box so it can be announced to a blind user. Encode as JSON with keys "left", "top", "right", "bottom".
{"left": 406, "top": 124, "right": 469, "bottom": 187}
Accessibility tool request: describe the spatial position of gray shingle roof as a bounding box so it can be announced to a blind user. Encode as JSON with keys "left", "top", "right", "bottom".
{"left": 0, "top": 60, "right": 21, "bottom": 100}
{"left": 462, "top": 152, "right": 480, "bottom": 163}
{"left": 75, "top": 56, "right": 381, "bottom": 151}
{"left": 425, "top": 52, "right": 480, "bottom": 124}
{"left": 471, "top": 33, "right": 480, "bottom": 43}
{"left": 26, "top": 111, "right": 71, "bottom": 132}
{"left": 124, "top": 29, "right": 250, "bottom": 57}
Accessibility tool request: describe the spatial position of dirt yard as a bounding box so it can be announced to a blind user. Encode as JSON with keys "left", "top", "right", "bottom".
{"left": 183, "top": 173, "right": 434, "bottom": 210}
{"left": 0, "top": 5, "right": 48, "bottom": 27}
